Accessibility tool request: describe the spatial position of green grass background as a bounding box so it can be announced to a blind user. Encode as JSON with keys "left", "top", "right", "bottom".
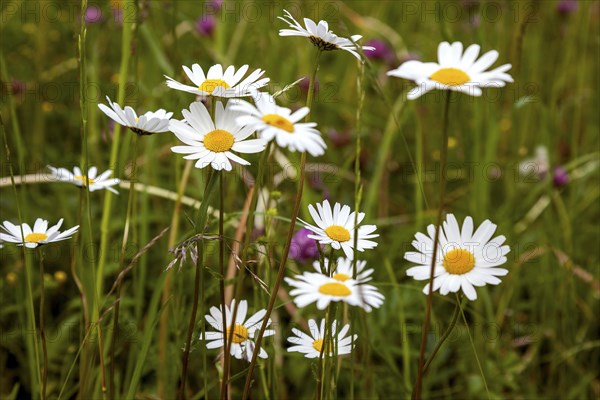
{"left": 1, "top": 0, "right": 599, "bottom": 399}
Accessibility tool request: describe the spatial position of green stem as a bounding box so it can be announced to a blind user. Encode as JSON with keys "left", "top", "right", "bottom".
{"left": 219, "top": 171, "right": 229, "bottom": 400}
{"left": 422, "top": 295, "right": 463, "bottom": 375}
{"left": 97, "top": 0, "right": 135, "bottom": 296}
{"left": 110, "top": 134, "right": 139, "bottom": 399}
{"left": 413, "top": 91, "right": 452, "bottom": 400}
{"left": 178, "top": 170, "right": 218, "bottom": 400}
{"left": 0, "top": 113, "right": 41, "bottom": 399}
{"left": 242, "top": 49, "right": 322, "bottom": 400}
{"left": 460, "top": 296, "right": 491, "bottom": 399}
{"left": 38, "top": 249, "right": 48, "bottom": 400}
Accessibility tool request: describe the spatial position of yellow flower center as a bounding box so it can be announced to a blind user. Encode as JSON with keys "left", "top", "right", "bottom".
{"left": 24, "top": 233, "right": 48, "bottom": 243}
{"left": 203, "top": 129, "right": 234, "bottom": 152}
{"left": 312, "top": 338, "right": 333, "bottom": 353}
{"left": 199, "top": 79, "right": 231, "bottom": 94}
{"left": 262, "top": 114, "right": 295, "bottom": 133}
{"left": 225, "top": 323, "right": 249, "bottom": 344}
{"left": 430, "top": 68, "right": 470, "bottom": 86}
{"left": 332, "top": 273, "right": 350, "bottom": 282}
{"left": 443, "top": 249, "right": 476, "bottom": 275}
{"left": 318, "top": 282, "right": 352, "bottom": 297}
{"left": 324, "top": 225, "right": 351, "bottom": 242}
{"left": 74, "top": 175, "right": 95, "bottom": 185}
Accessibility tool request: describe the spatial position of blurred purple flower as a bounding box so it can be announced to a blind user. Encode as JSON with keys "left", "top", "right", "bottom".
{"left": 196, "top": 15, "right": 216, "bottom": 37}
{"left": 557, "top": 0, "right": 578, "bottom": 14}
{"left": 365, "top": 39, "right": 395, "bottom": 63}
{"left": 327, "top": 128, "right": 351, "bottom": 149}
{"left": 10, "top": 79, "right": 25, "bottom": 95}
{"left": 553, "top": 166, "right": 569, "bottom": 187}
{"left": 289, "top": 228, "right": 320, "bottom": 262}
{"left": 85, "top": 5, "right": 103, "bottom": 24}
{"left": 299, "top": 75, "right": 319, "bottom": 94}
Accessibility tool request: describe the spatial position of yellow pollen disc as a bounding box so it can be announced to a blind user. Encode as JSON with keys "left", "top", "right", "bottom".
{"left": 262, "top": 114, "right": 295, "bottom": 133}
{"left": 312, "top": 338, "right": 333, "bottom": 353}
{"left": 225, "top": 324, "right": 249, "bottom": 344}
{"left": 443, "top": 249, "right": 476, "bottom": 275}
{"left": 318, "top": 282, "right": 352, "bottom": 297}
{"left": 199, "top": 79, "right": 231, "bottom": 94}
{"left": 332, "top": 273, "right": 350, "bottom": 282}
{"left": 203, "top": 129, "right": 234, "bottom": 152}
{"left": 430, "top": 68, "right": 470, "bottom": 86}
{"left": 25, "top": 233, "right": 48, "bottom": 243}
{"left": 74, "top": 175, "right": 95, "bottom": 185}
{"left": 324, "top": 225, "right": 351, "bottom": 242}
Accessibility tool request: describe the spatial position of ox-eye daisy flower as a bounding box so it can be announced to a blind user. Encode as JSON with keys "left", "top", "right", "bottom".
{"left": 232, "top": 91, "right": 327, "bottom": 156}
{"left": 98, "top": 96, "right": 172, "bottom": 135}
{"left": 313, "top": 257, "right": 374, "bottom": 284}
{"left": 0, "top": 219, "right": 79, "bottom": 249}
{"left": 405, "top": 214, "right": 510, "bottom": 301}
{"left": 302, "top": 200, "right": 378, "bottom": 260}
{"left": 285, "top": 272, "right": 384, "bottom": 312}
{"left": 165, "top": 64, "right": 269, "bottom": 98}
{"left": 387, "top": 41, "right": 513, "bottom": 100}
{"left": 169, "top": 100, "right": 266, "bottom": 171}
{"left": 47, "top": 166, "right": 120, "bottom": 194}
{"left": 278, "top": 10, "right": 374, "bottom": 60}
{"left": 200, "top": 299, "right": 275, "bottom": 362}
{"left": 288, "top": 319, "right": 357, "bottom": 358}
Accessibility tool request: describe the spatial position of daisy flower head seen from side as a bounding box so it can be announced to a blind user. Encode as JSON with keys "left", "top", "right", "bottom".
{"left": 47, "top": 165, "right": 120, "bottom": 194}
{"left": 200, "top": 299, "right": 275, "bottom": 362}
{"left": 0, "top": 218, "right": 79, "bottom": 249}
{"left": 387, "top": 41, "right": 513, "bottom": 100}
{"left": 98, "top": 96, "right": 172, "bottom": 135}
{"left": 165, "top": 64, "right": 269, "bottom": 98}
{"left": 278, "top": 9, "right": 374, "bottom": 60}
{"left": 302, "top": 200, "right": 379, "bottom": 260}
{"left": 405, "top": 214, "right": 511, "bottom": 301}
{"left": 169, "top": 100, "right": 267, "bottom": 171}
{"left": 232, "top": 91, "right": 327, "bottom": 157}
{"left": 288, "top": 319, "right": 357, "bottom": 358}
{"left": 285, "top": 272, "right": 384, "bottom": 312}
{"left": 313, "top": 257, "right": 374, "bottom": 284}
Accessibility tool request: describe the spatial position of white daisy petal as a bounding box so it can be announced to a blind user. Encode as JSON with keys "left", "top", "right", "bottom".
{"left": 406, "top": 214, "right": 510, "bottom": 301}
{"left": 389, "top": 41, "right": 512, "bottom": 100}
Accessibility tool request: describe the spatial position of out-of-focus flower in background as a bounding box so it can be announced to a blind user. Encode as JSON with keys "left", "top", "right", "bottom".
{"left": 196, "top": 15, "right": 216, "bottom": 37}
{"left": 289, "top": 228, "right": 321, "bottom": 262}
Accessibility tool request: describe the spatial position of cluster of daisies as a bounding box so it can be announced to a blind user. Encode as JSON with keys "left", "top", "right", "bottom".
{"left": 2, "top": 9, "right": 513, "bottom": 363}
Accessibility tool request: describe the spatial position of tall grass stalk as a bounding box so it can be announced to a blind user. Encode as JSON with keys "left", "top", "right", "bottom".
{"left": 414, "top": 92, "right": 452, "bottom": 400}
{"left": 218, "top": 171, "right": 229, "bottom": 400}
{"left": 158, "top": 159, "right": 193, "bottom": 398}
{"left": 109, "top": 134, "right": 140, "bottom": 398}
{"left": 0, "top": 115, "right": 41, "bottom": 399}
{"left": 242, "top": 49, "right": 322, "bottom": 399}
{"left": 97, "top": 0, "right": 135, "bottom": 296}
{"left": 178, "top": 170, "right": 218, "bottom": 400}
{"left": 37, "top": 249, "right": 48, "bottom": 400}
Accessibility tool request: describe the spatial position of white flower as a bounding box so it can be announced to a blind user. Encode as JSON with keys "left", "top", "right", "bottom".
{"left": 278, "top": 10, "right": 374, "bottom": 60}
{"left": 288, "top": 319, "right": 357, "bottom": 358}
{"left": 47, "top": 165, "right": 120, "bottom": 194}
{"left": 165, "top": 64, "right": 269, "bottom": 98}
{"left": 98, "top": 96, "right": 172, "bottom": 135}
{"left": 313, "top": 257, "right": 373, "bottom": 284}
{"left": 301, "top": 200, "right": 378, "bottom": 260}
{"left": 387, "top": 41, "right": 513, "bottom": 100}
{"left": 169, "top": 100, "right": 267, "bottom": 171}
{"left": 200, "top": 299, "right": 275, "bottom": 362}
{"left": 232, "top": 91, "right": 327, "bottom": 156}
{"left": 0, "top": 218, "right": 79, "bottom": 249}
{"left": 405, "top": 214, "right": 510, "bottom": 301}
{"left": 285, "top": 272, "right": 384, "bottom": 312}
